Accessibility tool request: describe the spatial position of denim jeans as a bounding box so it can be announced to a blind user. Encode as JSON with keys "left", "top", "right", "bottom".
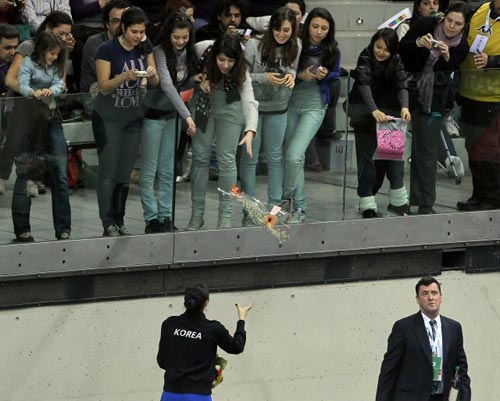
{"left": 190, "top": 116, "right": 242, "bottom": 217}
{"left": 12, "top": 119, "right": 71, "bottom": 238}
{"left": 92, "top": 112, "right": 142, "bottom": 228}
{"left": 354, "top": 128, "right": 405, "bottom": 197}
{"left": 240, "top": 113, "right": 287, "bottom": 206}
{"left": 140, "top": 117, "right": 176, "bottom": 223}
{"left": 283, "top": 106, "right": 326, "bottom": 210}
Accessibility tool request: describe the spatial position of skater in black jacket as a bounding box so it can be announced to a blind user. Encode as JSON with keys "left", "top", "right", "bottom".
{"left": 157, "top": 284, "right": 254, "bottom": 401}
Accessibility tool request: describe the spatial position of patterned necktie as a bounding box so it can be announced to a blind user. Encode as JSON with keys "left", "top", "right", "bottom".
{"left": 429, "top": 320, "right": 440, "bottom": 394}
{"left": 429, "top": 320, "right": 437, "bottom": 341}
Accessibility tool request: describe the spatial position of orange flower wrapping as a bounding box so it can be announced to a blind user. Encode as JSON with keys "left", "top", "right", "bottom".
{"left": 265, "top": 214, "right": 277, "bottom": 227}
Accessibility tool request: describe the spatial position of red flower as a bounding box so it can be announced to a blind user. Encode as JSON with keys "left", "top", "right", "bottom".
{"left": 265, "top": 214, "right": 277, "bottom": 227}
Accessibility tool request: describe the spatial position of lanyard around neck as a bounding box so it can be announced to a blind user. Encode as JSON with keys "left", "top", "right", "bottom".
{"left": 484, "top": 9, "right": 500, "bottom": 35}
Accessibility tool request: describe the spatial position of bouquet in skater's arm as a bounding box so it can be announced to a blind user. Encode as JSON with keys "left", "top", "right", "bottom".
{"left": 212, "top": 355, "right": 228, "bottom": 388}
{"left": 218, "top": 184, "right": 290, "bottom": 243}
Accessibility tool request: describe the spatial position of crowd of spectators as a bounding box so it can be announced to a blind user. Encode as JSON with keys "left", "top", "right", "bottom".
{"left": 0, "top": 0, "right": 498, "bottom": 242}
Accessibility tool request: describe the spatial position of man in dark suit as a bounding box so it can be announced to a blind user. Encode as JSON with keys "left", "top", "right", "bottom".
{"left": 375, "top": 277, "right": 471, "bottom": 401}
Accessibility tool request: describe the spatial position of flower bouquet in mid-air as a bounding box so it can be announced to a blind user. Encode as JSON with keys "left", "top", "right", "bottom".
{"left": 218, "top": 184, "right": 290, "bottom": 243}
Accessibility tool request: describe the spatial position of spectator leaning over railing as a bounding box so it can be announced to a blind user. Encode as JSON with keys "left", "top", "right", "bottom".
{"left": 349, "top": 28, "right": 411, "bottom": 219}
{"left": 13, "top": 31, "right": 70, "bottom": 242}
{"left": 457, "top": 0, "right": 500, "bottom": 211}
{"left": 239, "top": 7, "right": 301, "bottom": 226}
{"left": 3, "top": 11, "right": 73, "bottom": 198}
{"left": 140, "top": 12, "right": 198, "bottom": 234}
{"left": 399, "top": 1, "right": 470, "bottom": 214}
{"left": 5, "top": 13, "right": 73, "bottom": 241}
{"left": 186, "top": 34, "right": 258, "bottom": 230}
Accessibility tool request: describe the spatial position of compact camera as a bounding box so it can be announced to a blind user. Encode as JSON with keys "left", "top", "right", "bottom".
{"left": 430, "top": 39, "right": 441, "bottom": 50}
{"left": 136, "top": 71, "right": 148, "bottom": 78}
{"left": 232, "top": 28, "right": 252, "bottom": 41}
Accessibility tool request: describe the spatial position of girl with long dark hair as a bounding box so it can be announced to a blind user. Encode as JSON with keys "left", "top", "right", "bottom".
{"left": 282, "top": 7, "right": 341, "bottom": 223}
{"left": 187, "top": 34, "right": 258, "bottom": 230}
{"left": 239, "top": 7, "right": 301, "bottom": 225}
{"left": 93, "top": 6, "right": 159, "bottom": 236}
{"left": 140, "top": 12, "right": 198, "bottom": 233}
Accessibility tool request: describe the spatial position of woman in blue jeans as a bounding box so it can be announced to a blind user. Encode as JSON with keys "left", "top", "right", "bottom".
{"left": 7, "top": 12, "right": 74, "bottom": 242}
{"left": 93, "top": 6, "right": 159, "bottom": 236}
{"left": 187, "top": 35, "right": 258, "bottom": 230}
{"left": 11, "top": 103, "right": 71, "bottom": 242}
{"left": 140, "top": 13, "right": 197, "bottom": 234}
{"left": 239, "top": 7, "right": 301, "bottom": 226}
{"left": 283, "top": 7, "right": 341, "bottom": 223}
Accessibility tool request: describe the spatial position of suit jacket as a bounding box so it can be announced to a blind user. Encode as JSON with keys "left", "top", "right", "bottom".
{"left": 375, "top": 312, "right": 471, "bottom": 401}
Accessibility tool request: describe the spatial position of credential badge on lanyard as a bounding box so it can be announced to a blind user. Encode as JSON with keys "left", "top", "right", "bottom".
{"left": 471, "top": 10, "right": 500, "bottom": 54}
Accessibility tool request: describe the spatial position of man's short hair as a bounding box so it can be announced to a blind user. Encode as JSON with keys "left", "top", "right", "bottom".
{"left": 0, "top": 24, "right": 20, "bottom": 42}
{"left": 415, "top": 277, "right": 442, "bottom": 296}
{"left": 102, "top": 0, "right": 130, "bottom": 24}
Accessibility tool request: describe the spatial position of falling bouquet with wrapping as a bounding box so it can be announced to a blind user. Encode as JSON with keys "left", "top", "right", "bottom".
{"left": 218, "top": 184, "right": 290, "bottom": 243}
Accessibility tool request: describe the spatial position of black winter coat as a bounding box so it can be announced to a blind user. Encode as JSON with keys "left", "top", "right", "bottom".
{"left": 399, "top": 17, "right": 469, "bottom": 113}
{"left": 348, "top": 47, "right": 408, "bottom": 129}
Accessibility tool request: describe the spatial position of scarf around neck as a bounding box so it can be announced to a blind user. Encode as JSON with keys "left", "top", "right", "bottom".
{"left": 417, "top": 21, "right": 463, "bottom": 113}
{"left": 305, "top": 44, "right": 331, "bottom": 105}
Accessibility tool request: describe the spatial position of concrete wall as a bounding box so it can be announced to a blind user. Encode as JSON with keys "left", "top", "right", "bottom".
{"left": 1, "top": 270, "right": 499, "bottom": 401}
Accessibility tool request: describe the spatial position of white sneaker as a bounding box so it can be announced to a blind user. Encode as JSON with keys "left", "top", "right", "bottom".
{"left": 445, "top": 156, "right": 465, "bottom": 178}
{"left": 443, "top": 115, "right": 461, "bottom": 138}
{"left": 27, "top": 180, "right": 39, "bottom": 197}
{"left": 0, "top": 178, "right": 5, "bottom": 194}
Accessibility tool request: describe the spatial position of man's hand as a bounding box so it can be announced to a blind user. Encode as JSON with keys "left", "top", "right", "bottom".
{"left": 474, "top": 51, "right": 488, "bottom": 69}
